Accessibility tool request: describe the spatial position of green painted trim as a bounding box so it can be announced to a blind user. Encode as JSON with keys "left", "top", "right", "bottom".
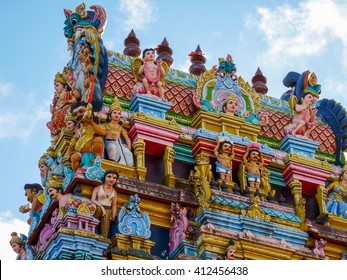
{"left": 166, "top": 111, "right": 192, "bottom": 126}
{"left": 173, "top": 144, "right": 194, "bottom": 164}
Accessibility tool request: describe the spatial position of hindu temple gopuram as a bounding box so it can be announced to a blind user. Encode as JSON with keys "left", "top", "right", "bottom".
{"left": 11, "top": 3, "right": 347, "bottom": 260}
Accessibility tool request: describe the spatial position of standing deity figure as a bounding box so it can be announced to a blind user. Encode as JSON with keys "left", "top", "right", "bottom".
{"left": 131, "top": 48, "right": 169, "bottom": 100}
{"left": 242, "top": 144, "right": 264, "bottom": 189}
{"left": 91, "top": 169, "right": 118, "bottom": 238}
{"left": 221, "top": 94, "right": 239, "bottom": 116}
{"left": 47, "top": 186, "right": 73, "bottom": 219}
{"left": 100, "top": 97, "right": 134, "bottom": 166}
{"left": 214, "top": 136, "right": 235, "bottom": 182}
{"left": 68, "top": 101, "right": 105, "bottom": 172}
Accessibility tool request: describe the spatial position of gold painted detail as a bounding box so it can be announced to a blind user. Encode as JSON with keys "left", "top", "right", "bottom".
{"left": 195, "top": 69, "right": 216, "bottom": 97}
{"left": 131, "top": 112, "right": 182, "bottom": 132}
{"left": 189, "top": 153, "right": 213, "bottom": 210}
{"left": 77, "top": 200, "right": 91, "bottom": 216}
{"left": 284, "top": 153, "right": 333, "bottom": 172}
{"left": 240, "top": 196, "right": 271, "bottom": 222}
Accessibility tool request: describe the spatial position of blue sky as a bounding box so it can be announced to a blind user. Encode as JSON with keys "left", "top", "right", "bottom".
{"left": 1, "top": 0, "right": 347, "bottom": 259}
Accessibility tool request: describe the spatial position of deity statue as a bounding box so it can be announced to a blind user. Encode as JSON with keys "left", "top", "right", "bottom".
{"left": 325, "top": 165, "right": 347, "bottom": 219}
{"left": 47, "top": 186, "right": 73, "bottom": 219}
{"left": 91, "top": 169, "right": 118, "bottom": 238}
{"left": 46, "top": 72, "right": 81, "bottom": 140}
{"left": 225, "top": 240, "right": 236, "bottom": 260}
{"left": 221, "top": 94, "right": 239, "bottom": 116}
{"left": 242, "top": 144, "right": 264, "bottom": 189}
{"left": 9, "top": 232, "right": 27, "bottom": 260}
{"left": 19, "top": 183, "right": 45, "bottom": 236}
{"left": 283, "top": 71, "right": 321, "bottom": 140}
{"left": 213, "top": 54, "right": 238, "bottom": 90}
{"left": 68, "top": 101, "right": 105, "bottom": 172}
{"left": 100, "top": 97, "right": 134, "bottom": 166}
{"left": 214, "top": 136, "right": 235, "bottom": 182}
{"left": 131, "top": 48, "right": 169, "bottom": 100}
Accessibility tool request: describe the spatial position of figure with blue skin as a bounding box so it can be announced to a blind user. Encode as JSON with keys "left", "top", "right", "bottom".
{"left": 325, "top": 165, "right": 347, "bottom": 219}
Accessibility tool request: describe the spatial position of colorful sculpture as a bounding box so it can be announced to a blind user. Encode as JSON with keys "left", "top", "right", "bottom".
{"left": 213, "top": 54, "right": 237, "bottom": 90}
{"left": 221, "top": 93, "right": 239, "bottom": 116}
{"left": 169, "top": 203, "right": 188, "bottom": 253}
{"left": 68, "top": 101, "right": 105, "bottom": 172}
{"left": 100, "top": 97, "right": 134, "bottom": 166}
{"left": 225, "top": 240, "right": 236, "bottom": 260}
{"left": 325, "top": 165, "right": 347, "bottom": 218}
{"left": 63, "top": 3, "right": 108, "bottom": 113}
{"left": 214, "top": 136, "right": 235, "bottom": 182}
{"left": 131, "top": 48, "right": 170, "bottom": 100}
{"left": 19, "top": 183, "right": 45, "bottom": 236}
{"left": 242, "top": 144, "right": 264, "bottom": 189}
{"left": 47, "top": 186, "right": 73, "bottom": 219}
{"left": 282, "top": 71, "right": 320, "bottom": 139}
{"left": 9, "top": 232, "right": 28, "bottom": 260}
{"left": 118, "top": 194, "right": 151, "bottom": 239}
{"left": 91, "top": 169, "right": 118, "bottom": 238}
{"left": 46, "top": 72, "right": 81, "bottom": 140}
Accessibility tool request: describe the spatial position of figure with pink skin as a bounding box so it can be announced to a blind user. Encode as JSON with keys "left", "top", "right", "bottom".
{"left": 9, "top": 232, "right": 27, "bottom": 260}
{"left": 137, "top": 48, "right": 166, "bottom": 100}
{"left": 284, "top": 92, "right": 317, "bottom": 139}
{"left": 169, "top": 203, "right": 188, "bottom": 253}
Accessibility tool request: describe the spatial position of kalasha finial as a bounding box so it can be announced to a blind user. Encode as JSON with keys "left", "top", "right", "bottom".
{"left": 123, "top": 29, "right": 141, "bottom": 57}
{"left": 252, "top": 67, "right": 268, "bottom": 95}
{"left": 188, "top": 45, "right": 206, "bottom": 76}
{"left": 155, "top": 37, "right": 173, "bottom": 67}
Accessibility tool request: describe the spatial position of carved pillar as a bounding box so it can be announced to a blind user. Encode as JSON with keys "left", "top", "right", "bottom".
{"left": 315, "top": 185, "right": 328, "bottom": 216}
{"left": 288, "top": 178, "right": 306, "bottom": 225}
{"left": 133, "top": 138, "right": 147, "bottom": 180}
{"left": 189, "top": 153, "right": 212, "bottom": 213}
{"left": 164, "top": 146, "right": 176, "bottom": 187}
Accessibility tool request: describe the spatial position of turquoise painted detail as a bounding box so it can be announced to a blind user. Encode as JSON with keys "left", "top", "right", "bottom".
{"left": 267, "top": 167, "right": 286, "bottom": 187}
{"left": 280, "top": 134, "right": 319, "bottom": 158}
{"left": 129, "top": 94, "right": 172, "bottom": 119}
{"left": 168, "top": 240, "right": 198, "bottom": 260}
{"left": 173, "top": 144, "right": 194, "bottom": 164}
{"left": 85, "top": 157, "right": 105, "bottom": 182}
{"left": 118, "top": 194, "right": 151, "bottom": 239}
{"left": 42, "top": 232, "right": 109, "bottom": 260}
{"left": 196, "top": 209, "right": 307, "bottom": 247}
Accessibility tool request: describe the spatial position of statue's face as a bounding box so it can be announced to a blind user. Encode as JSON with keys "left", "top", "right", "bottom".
{"left": 250, "top": 150, "right": 260, "bottom": 162}
{"left": 302, "top": 93, "right": 314, "bottom": 105}
{"left": 342, "top": 171, "right": 347, "bottom": 181}
{"left": 48, "top": 188, "right": 59, "bottom": 199}
{"left": 104, "top": 172, "right": 118, "bottom": 187}
{"left": 66, "top": 120, "right": 76, "bottom": 131}
{"left": 54, "top": 82, "right": 65, "bottom": 93}
{"left": 225, "top": 248, "right": 236, "bottom": 260}
{"left": 72, "top": 105, "right": 87, "bottom": 122}
{"left": 11, "top": 243, "right": 21, "bottom": 253}
{"left": 221, "top": 143, "right": 232, "bottom": 154}
{"left": 144, "top": 50, "right": 155, "bottom": 61}
{"left": 110, "top": 110, "right": 121, "bottom": 121}
{"left": 25, "top": 188, "right": 34, "bottom": 203}
{"left": 225, "top": 99, "right": 238, "bottom": 114}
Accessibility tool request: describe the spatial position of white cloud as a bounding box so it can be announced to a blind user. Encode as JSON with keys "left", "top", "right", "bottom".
{"left": 0, "top": 212, "right": 29, "bottom": 260}
{"left": 250, "top": 0, "right": 347, "bottom": 68}
{"left": 0, "top": 82, "right": 13, "bottom": 98}
{"left": 0, "top": 102, "right": 50, "bottom": 140}
{"left": 119, "top": 0, "right": 157, "bottom": 31}
{"left": 323, "top": 78, "right": 347, "bottom": 104}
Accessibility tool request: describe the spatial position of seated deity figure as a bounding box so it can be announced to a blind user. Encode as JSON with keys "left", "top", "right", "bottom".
{"left": 325, "top": 165, "right": 347, "bottom": 219}
{"left": 68, "top": 101, "right": 105, "bottom": 172}
{"left": 242, "top": 144, "right": 264, "bottom": 189}
{"left": 221, "top": 94, "right": 239, "bottom": 116}
{"left": 100, "top": 97, "right": 134, "bottom": 166}
{"left": 213, "top": 136, "right": 235, "bottom": 182}
{"left": 9, "top": 232, "right": 27, "bottom": 260}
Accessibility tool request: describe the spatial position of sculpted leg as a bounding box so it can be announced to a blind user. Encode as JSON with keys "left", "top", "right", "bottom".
{"left": 71, "top": 153, "right": 81, "bottom": 172}
{"left": 93, "top": 137, "right": 104, "bottom": 158}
